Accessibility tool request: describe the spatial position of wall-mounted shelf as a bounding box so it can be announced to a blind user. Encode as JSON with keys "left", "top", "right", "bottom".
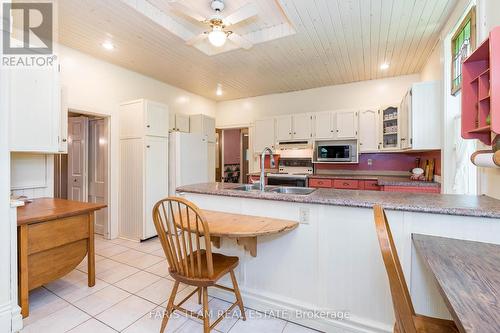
{"left": 462, "top": 27, "right": 499, "bottom": 145}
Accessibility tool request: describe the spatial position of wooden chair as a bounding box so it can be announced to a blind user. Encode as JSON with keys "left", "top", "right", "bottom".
{"left": 373, "top": 205, "right": 458, "bottom": 333}
{"left": 152, "top": 197, "right": 246, "bottom": 333}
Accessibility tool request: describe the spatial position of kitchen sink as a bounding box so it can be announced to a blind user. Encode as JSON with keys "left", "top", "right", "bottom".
{"left": 268, "top": 187, "right": 316, "bottom": 195}
{"left": 233, "top": 184, "right": 262, "bottom": 191}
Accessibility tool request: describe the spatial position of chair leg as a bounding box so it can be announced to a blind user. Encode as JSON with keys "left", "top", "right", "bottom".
{"left": 160, "top": 280, "right": 180, "bottom": 333}
{"left": 198, "top": 287, "right": 202, "bottom": 304}
{"left": 394, "top": 322, "right": 400, "bottom": 333}
{"left": 202, "top": 287, "right": 210, "bottom": 333}
{"left": 230, "top": 270, "right": 246, "bottom": 321}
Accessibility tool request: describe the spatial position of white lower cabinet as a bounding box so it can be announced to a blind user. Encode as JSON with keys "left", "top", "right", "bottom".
{"left": 120, "top": 137, "right": 168, "bottom": 240}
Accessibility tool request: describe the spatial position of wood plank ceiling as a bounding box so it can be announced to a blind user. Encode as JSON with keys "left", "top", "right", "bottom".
{"left": 58, "top": 0, "right": 458, "bottom": 101}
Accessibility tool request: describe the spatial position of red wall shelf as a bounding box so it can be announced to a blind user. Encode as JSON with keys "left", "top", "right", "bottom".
{"left": 462, "top": 27, "right": 499, "bottom": 145}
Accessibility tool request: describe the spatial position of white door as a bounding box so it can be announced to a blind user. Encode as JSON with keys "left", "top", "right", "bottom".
{"left": 254, "top": 119, "right": 275, "bottom": 151}
{"left": 336, "top": 111, "right": 358, "bottom": 139}
{"left": 145, "top": 101, "right": 169, "bottom": 137}
{"left": 275, "top": 116, "right": 293, "bottom": 141}
{"left": 314, "top": 112, "right": 334, "bottom": 139}
{"left": 175, "top": 114, "right": 190, "bottom": 132}
{"left": 68, "top": 116, "right": 88, "bottom": 201}
{"left": 359, "top": 110, "right": 379, "bottom": 152}
{"left": 144, "top": 136, "right": 168, "bottom": 239}
{"left": 292, "top": 114, "right": 313, "bottom": 140}
{"left": 89, "top": 118, "right": 108, "bottom": 235}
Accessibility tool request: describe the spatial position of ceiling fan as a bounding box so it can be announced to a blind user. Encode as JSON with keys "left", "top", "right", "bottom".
{"left": 169, "top": 0, "right": 257, "bottom": 49}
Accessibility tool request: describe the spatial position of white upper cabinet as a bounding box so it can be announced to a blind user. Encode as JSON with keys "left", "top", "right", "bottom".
{"left": 9, "top": 64, "right": 61, "bottom": 153}
{"left": 407, "top": 81, "right": 442, "bottom": 150}
{"left": 276, "top": 114, "right": 312, "bottom": 141}
{"left": 359, "top": 110, "right": 379, "bottom": 152}
{"left": 335, "top": 110, "right": 358, "bottom": 139}
{"left": 292, "top": 113, "right": 313, "bottom": 140}
{"left": 399, "top": 92, "right": 411, "bottom": 150}
{"left": 190, "top": 114, "right": 216, "bottom": 143}
{"left": 275, "top": 115, "right": 293, "bottom": 141}
{"left": 314, "top": 112, "right": 334, "bottom": 140}
{"left": 120, "top": 99, "right": 169, "bottom": 138}
{"left": 254, "top": 118, "right": 275, "bottom": 152}
{"left": 175, "top": 114, "right": 190, "bottom": 132}
{"left": 379, "top": 106, "right": 400, "bottom": 150}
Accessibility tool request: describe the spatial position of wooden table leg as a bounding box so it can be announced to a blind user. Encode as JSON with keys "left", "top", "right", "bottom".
{"left": 18, "top": 225, "right": 29, "bottom": 318}
{"left": 87, "top": 212, "right": 95, "bottom": 287}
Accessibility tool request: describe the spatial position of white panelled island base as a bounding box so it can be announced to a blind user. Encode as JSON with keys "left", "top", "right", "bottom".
{"left": 179, "top": 191, "right": 500, "bottom": 333}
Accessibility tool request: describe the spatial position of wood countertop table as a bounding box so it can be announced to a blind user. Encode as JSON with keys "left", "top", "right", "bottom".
{"left": 17, "top": 198, "right": 106, "bottom": 318}
{"left": 412, "top": 234, "right": 500, "bottom": 333}
{"left": 175, "top": 209, "right": 299, "bottom": 257}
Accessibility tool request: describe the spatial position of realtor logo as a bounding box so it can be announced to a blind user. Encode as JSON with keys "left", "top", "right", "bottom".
{"left": 3, "top": 2, "right": 53, "bottom": 54}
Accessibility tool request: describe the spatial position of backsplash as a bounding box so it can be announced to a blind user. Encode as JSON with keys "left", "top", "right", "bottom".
{"left": 315, "top": 150, "right": 441, "bottom": 175}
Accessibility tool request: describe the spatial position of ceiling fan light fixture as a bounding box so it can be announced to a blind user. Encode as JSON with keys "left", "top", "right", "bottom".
{"left": 208, "top": 26, "right": 227, "bottom": 47}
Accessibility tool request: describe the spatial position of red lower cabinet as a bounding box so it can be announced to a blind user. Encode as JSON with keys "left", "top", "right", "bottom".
{"left": 382, "top": 186, "right": 440, "bottom": 193}
{"left": 362, "top": 180, "right": 381, "bottom": 191}
{"left": 309, "top": 178, "right": 333, "bottom": 188}
{"left": 333, "top": 179, "right": 359, "bottom": 190}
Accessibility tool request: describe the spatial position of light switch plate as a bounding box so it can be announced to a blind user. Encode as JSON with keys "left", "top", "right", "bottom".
{"left": 299, "top": 207, "right": 310, "bottom": 224}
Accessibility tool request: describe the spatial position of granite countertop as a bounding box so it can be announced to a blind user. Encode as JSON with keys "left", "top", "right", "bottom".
{"left": 176, "top": 182, "right": 500, "bottom": 219}
{"left": 247, "top": 172, "right": 440, "bottom": 188}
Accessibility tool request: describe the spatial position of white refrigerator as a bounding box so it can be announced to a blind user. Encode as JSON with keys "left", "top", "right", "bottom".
{"left": 169, "top": 132, "right": 209, "bottom": 195}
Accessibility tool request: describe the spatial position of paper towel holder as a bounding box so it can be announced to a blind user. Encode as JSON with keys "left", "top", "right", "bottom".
{"left": 471, "top": 150, "right": 500, "bottom": 168}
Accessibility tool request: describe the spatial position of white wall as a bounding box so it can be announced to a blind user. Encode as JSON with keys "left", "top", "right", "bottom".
{"left": 11, "top": 45, "right": 217, "bottom": 238}
{"left": 216, "top": 74, "right": 420, "bottom": 128}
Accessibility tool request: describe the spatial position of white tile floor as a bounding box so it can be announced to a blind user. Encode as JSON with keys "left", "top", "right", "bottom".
{"left": 21, "top": 235, "right": 322, "bottom": 333}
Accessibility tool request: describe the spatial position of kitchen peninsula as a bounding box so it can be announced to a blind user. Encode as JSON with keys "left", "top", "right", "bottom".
{"left": 176, "top": 183, "right": 500, "bottom": 333}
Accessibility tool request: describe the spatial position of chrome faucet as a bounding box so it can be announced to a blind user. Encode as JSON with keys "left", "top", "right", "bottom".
{"left": 260, "top": 147, "right": 275, "bottom": 191}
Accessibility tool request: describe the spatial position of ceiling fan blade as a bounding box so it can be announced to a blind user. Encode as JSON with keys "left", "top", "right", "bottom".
{"left": 223, "top": 3, "right": 258, "bottom": 26}
{"left": 169, "top": 1, "right": 207, "bottom": 23}
{"left": 228, "top": 33, "right": 253, "bottom": 50}
{"left": 186, "top": 32, "right": 208, "bottom": 46}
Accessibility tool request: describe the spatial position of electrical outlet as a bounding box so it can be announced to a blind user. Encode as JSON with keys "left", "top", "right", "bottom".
{"left": 299, "top": 207, "right": 310, "bottom": 224}
{"left": 367, "top": 159, "right": 373, "bottom": 166}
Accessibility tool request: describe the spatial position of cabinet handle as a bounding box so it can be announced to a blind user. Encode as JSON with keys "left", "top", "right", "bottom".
{"left": 147, "top": 125, "right": 151, "bottom": 128}
{"left": 331, "top": 130, "right": 333, "bottom": 133}
{"left": 62, "top": 138, "right": 67, "bottom": 142}
{"left": 146, "top": 145, "right": 150, "bottom": 148}
{"left": 343, "top": 182, "right": 350, "bottom": 186}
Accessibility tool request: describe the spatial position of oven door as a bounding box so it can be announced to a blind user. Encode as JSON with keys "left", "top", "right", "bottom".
{"left": 316, "top": 144, "right": 352, "bottom": 162}
{"left": 267, "top": 176, "right": 307, "bottom": 187}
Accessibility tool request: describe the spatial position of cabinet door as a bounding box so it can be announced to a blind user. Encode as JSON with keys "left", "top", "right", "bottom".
{"left": 254, "top": 119, "right": 276, "bottom": 152}
{"left": 380, "top": 106, "right": 399, "bottom": 150}
{"left": 335, "top": 111, "right": 358, "bottom": 139}
{"left": 59, "top": 86, "right": 69, "bottom": 152}
{"left": 175, "top": 114, "right": 190, "bottom": 132}
{"left": 9, "top": 66, "right": 60, "bottom": 152}
{"left": 204, "top": 116, "right": 216, "bottom": 143}
{"left": 314, "top": 112, "right": 334, "bottom": 139}
{"left": 359, "top": 110, "right": 379, "bottom": 152}
{"left": 275, "top": 116, "right": 293, "bottom": 141}
{"left": 292, "top": 114, "right": 313, "bottom": 140}
{"left": 145, "top": 101, "right": 169, "bottom": 137}
{"left": 399, "top": 92, "right": 411, "bottom": 149}
{"left": 144, "top": 136, "right": 168, "bottom": 239}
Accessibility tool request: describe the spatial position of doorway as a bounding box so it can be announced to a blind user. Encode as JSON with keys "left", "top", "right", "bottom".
{"left": 54, "top": 111, "right": 110, "bottom": 236}
{"left": 219, "top": 127, "right": 249, "bottom": 183}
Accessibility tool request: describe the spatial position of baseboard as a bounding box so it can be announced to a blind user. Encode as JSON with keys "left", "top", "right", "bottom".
{"left": 0, "top": 302, "right": 23, "bottom": 333}
{"left": 208, "top": 288, "right": 392, "bottom": 333}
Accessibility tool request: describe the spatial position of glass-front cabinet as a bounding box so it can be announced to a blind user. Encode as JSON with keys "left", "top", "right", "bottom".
{"left": 379, "top": 106, "right": 399, "bottom": 150}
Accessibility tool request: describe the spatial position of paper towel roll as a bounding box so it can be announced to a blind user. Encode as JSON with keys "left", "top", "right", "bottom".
{"left": 471, "top": 150, "right": 500, "bottom": 168}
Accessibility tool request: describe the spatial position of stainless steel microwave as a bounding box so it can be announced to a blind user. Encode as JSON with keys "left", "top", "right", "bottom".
{"left": 315, "top": 141, "right": 358, "bottom": 163}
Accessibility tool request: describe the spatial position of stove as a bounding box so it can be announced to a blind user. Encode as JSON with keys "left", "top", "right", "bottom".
{"left": 267, "top": 158, "right": 313, "bottom": 187}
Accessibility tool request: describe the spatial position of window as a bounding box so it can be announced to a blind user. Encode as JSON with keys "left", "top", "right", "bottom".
{"left": 451, "top": 7, "right": 476, "bottom": 95}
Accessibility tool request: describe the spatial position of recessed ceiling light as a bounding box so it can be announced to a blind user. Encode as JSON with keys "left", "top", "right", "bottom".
{"left": 102, "top": 41, "right": 115, "bottom": 50}
{"left": 380, "top": 62, "right": 390, "bottom": 70}
{"left": 216, "top": 84, "right": 223, "bottom": 96}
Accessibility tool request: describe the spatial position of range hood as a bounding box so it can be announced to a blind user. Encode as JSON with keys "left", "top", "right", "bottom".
{"left": 277, "top": 140, "right": 312, "bottom": 150}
